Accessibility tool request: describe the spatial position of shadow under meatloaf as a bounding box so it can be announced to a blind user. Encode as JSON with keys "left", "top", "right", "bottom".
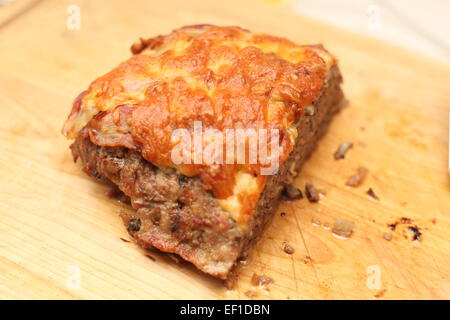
{"left": 70, "top": 65, "right": 343, "bottom": 280}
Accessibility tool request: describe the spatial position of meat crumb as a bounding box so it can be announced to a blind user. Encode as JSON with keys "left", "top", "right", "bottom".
{"left": 366, "top": 188, "right": 379, "bottom": 200}
{"left": 305, "top": 183, "right": 320, "bottom": 202}
{"left": 401, "top": 217, "right": 412, "bottom": 224}
{"left": 334, "top": 142, "right": 353, "bottom": 159}
{"left": 332, "top": 219, "right": 355, "bottom": 238}
{"left": 408, "top": 226, "right": 422, "bottom": 241}
{"left": 383, "top": 233, "right": 393, "bottom": 241}
{"left": 282, "top": 184, "right": 303, "bottom": 200}
{"left": 346, "top": 167, "right": 368, "bottom": 187}
{"left": 387, "top": 217, "right": 422, "bottom": 242}
{"left": 251, "top": 273, "right": 274, "bottom": 287}
{"left": 283, "top": 243, "right": 295, "bottom": 255}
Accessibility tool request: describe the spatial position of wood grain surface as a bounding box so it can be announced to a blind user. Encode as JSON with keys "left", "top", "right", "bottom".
{"left": 0, "top": 0, "right": 449, "bottom": 299}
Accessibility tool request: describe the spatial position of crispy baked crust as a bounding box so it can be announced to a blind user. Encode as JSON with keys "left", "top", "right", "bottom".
{"left": 63, "top": 25, "right": 344, "bottom": 279}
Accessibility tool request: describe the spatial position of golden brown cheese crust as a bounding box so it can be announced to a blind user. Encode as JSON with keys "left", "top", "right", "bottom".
{"left": 63, "top": 25, "right": 335, "bottom": 220}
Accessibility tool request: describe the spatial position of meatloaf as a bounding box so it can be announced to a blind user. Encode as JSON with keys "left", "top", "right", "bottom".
{"left": 63, "top": 25, "right": 344, "bottom": 279}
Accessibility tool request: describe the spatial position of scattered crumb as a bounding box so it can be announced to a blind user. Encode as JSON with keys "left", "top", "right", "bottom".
{"left": 401, "top": 217, "right": 412, "bottom": 224}
{"left": 388, "top": 223, "right": 397, "bottom": 231}
{"left": 334, "top": 142, "right": 353, "bottom": 159}
{"left": 246, "top": 273, "right": 276, "bottom": 296}
{"left": 323, "top": 222, "right": 330, "bottom": 230}
{"left": 120, "top": 237, "right": 131, "bottom": 243}
{"left": 387, "top": 217, "right": 422, "bottom": 242}
{"left": 280, "top": 212, "right": 286, "bottom": 217}
{"left": 303, "top": 256, "right": 313, "bottom": 264}
{"left": 346, "top": 167, "right": 368, "bottom": 187}
{"left": 374, "top": 289, "right": 386, "bottom": 298}
{"left": 431, "top": 218, "right": 437, "bottom": 224}
{"left": 366, "top": 188, "right": 379, "bottom": 200}
{"left": 383, "top": 233, "right": 393, "bottom": 241}
{"left": 283, "top": 243, "right": 295, "bottom": 255}
{"left": 311, "top": 218, "right": 321, "bottom": 227}
{"left": 408, "top": 226, "right": 422, "bottom": 241}
{"left": 332, "top": 219, "right": 355, "bottom": 238}
{"left": 251, "top": 273, "right": 274, "bottom": 287}
{"left": 145, "top": 254, "right": 156, "bottom": 262}
{"left": 305, "top": 183, "right": 320, "bottom": 202}
{"left": 282, "top": 184, "right": 303, "bottom": 200}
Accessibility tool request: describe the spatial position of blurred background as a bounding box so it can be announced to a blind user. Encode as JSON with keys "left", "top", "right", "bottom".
{"left": 291, "top": 0, "right": 449, "bottom": 62}
{"left": 1, "top": 0, "right": 448, "bottom": 62}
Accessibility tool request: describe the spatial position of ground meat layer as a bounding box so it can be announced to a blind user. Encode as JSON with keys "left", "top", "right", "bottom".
{"left": 70, "top": 65, "right": 343, "bottom": 279}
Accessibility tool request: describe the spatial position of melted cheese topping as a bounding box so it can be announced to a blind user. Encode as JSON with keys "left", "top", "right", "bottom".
{"left": 62, "top": 25, "right": 336, "bottom": 222}
{"left": 218, "top": 171, "right": 260, "bottom": 221}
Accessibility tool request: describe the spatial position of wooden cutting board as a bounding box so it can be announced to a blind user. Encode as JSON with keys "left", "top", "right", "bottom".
{"left": 0, "top": 0, "right": 449, "bottom": 300}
